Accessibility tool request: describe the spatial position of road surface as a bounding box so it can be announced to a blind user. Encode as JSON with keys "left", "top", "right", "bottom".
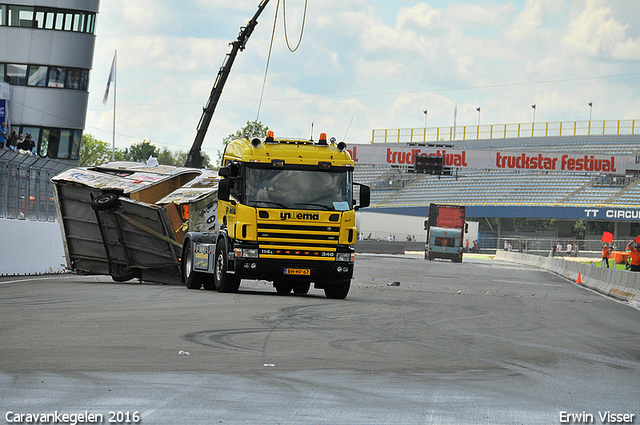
{"left": 1, "top": 254, "right": 639, "bottom": 424}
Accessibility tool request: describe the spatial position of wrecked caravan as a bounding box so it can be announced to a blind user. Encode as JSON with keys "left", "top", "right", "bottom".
{"left": 51, "top": 162, "right": 219, "bottom": 284}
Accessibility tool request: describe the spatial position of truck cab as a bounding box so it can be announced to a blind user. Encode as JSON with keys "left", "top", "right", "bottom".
{"left": 181, "top": 132, "right": 370, "bottom": 299}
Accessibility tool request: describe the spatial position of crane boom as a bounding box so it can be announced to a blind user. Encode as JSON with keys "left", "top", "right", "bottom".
{"left": 184, "top": 0, "right": 271, "bottom": 168}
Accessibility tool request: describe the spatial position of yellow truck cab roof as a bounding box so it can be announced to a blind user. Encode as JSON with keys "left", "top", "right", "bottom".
{"left": 224, "top": 135, "right": 354, "bottom": 168}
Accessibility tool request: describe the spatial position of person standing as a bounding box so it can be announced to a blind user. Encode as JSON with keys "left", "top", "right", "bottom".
{"left": 18, "top": 133, "right": 35, "bottom": 152}
{"left": 0, "top": 122, "right": 6, "bottom": 148}
{"left": 6, "top": 130, "right": 18, "bottom": 150}
{"left": 601, "top": 243, "right": 610, "bottom": 268}
{"left": 627, "top": 242, "right": 640, "bottom": 272}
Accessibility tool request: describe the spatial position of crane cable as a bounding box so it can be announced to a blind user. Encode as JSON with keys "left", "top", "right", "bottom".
{"left": 283, "top": 0, "right": 308, "bottom": 52}
{"left": 256, "top": 0, "right": 308, "bottom": 121}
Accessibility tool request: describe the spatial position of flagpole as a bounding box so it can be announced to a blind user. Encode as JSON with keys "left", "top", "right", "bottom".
{"left": 111, "top": 50, "right": 117, "bottom": 161}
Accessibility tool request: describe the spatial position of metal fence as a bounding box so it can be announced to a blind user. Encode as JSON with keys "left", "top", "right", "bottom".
{"left": 372, "top": 119, "right": 640, "bottom": 144}
{"left": 0, "top": 150, "right": 71, "bottom": 221}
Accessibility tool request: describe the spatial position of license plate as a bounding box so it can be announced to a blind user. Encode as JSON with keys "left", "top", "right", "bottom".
{"left": 284, "top": 268, "right": 311, "bottom": 276}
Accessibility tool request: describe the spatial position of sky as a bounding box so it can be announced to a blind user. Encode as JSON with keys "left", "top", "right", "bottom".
{"left": 86, "top": 0, "right": 640, "bottom": 160}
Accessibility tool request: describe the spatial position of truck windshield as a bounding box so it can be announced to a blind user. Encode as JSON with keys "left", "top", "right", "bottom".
{"left": 244, "top": 167, "right": 353, "bottom": 211}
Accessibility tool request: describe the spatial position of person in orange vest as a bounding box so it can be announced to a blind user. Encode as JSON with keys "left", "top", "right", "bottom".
{"left": 601, "top": 243, "right": 610, "bottom": 268}
{"left": 627, "top": 241, "right": 640, "bottom": 272}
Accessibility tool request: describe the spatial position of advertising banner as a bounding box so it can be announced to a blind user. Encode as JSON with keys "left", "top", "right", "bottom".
{"left": 0, "top": 99, "right": 7, "bottom": 126}
{"left": 347, "top": 144, "right": 634, "bottom": 174}
{"left": 371, "top": 204, "right": 640, "bottom": 222}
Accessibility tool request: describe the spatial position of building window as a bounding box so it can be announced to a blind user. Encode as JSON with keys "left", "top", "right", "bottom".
{"left": 20, "top": 126, "right": 40, "bottom": 150}
{"left": 54, "top": 11, "right": 64, "bottom": 30}
{"left": 27, "top": 65, "right": 47, "bottom": 87}
{"left": 86, "top": 14, "right": 95, "bottom": 33}
{"left": 66, "top": 69, "right": 81, "bottom": 89}
{"left": 79, "top": 70, "right": 89, "bottom": 91}
{"left": 47, "top": 67, "right": 66, "bottom": 88}
{"left": 25, "top": 126, "right": 81, "bottom": 160}
{"left": 64, "top": 12, "right": 73, "bottom": 31}
{"left": 6, "top": 63, "right": 27, "bottom": 85}
{"left": 1, "top": 6, "right": 96, "bottom": 34}
{"left": 44, "top": 11, "right": 54, "bottom": 29}
{"left": 8, "top": 5, "right": 35, "bottom": 28}
{"left": 34, "top": 10, "right": 44, "bottom": 28}
{"left": 2, "top": 63, "right": 90, "bottom": 91}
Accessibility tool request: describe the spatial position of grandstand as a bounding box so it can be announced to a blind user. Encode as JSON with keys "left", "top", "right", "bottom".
{"left": 354, "top": 120, "right": 640, "bottom": 253}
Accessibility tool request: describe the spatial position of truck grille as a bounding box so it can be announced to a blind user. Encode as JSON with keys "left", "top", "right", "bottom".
{"left": 257, "top": 222, "right": 339, "bottom": 261}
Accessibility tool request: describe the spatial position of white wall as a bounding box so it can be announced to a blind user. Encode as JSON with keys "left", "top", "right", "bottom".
{"left": 0, "top": 218, "right": 66, "bottom": 275}
{"left": 356, "top": 211, "right": 426, "bottom": 242}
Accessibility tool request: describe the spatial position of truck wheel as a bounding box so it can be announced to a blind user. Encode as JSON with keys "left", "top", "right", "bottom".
{"left": 274, "top": 281, "right": 293, "bottom": 294}
{"left": 91, "top": 192, "right": 119, "bottom": 211}
{"left": 214, "top": 239, "right": 240, "bottom": 293}
{"left": 324, "top": 280, "right": 350, "bottom": 299}
{"left": 183, "top": 241, "right": 208, "bottom": 290}
{"left": 292, "top": 282, "right": 310, "bottom": 295}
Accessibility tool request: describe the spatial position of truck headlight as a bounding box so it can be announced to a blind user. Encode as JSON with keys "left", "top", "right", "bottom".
{"left": 235, "top": 248, "right": 259, "bottom": 258}
{"left": 336, "top": 253, "right": 354, "bottom": 262}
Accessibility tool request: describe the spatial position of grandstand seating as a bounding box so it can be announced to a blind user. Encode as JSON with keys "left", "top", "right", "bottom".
{"left": 353, "top": 136, "right": 640, "bottom": 208}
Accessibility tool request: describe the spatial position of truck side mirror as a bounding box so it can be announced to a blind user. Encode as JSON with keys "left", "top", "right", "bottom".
{"left": 218, "top": 163, "right": 239, "bottom": 178}
{"left": 218, "top": 178, "right": 231, "bottom": 202}
{"left": 465, "top": 222, "right": 469, "bottom": 233}
{"left": 355, "top": 183, "right": 370, "bottom": 210}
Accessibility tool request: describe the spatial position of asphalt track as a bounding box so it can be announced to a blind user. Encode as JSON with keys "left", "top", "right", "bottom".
{"left": 1, "top": 254, "right": 639, "bottom": 424}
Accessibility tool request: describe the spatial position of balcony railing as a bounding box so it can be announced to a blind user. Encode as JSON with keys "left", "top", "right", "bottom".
{"left": 372, "top": 119, "right": 640, "bottom": 144}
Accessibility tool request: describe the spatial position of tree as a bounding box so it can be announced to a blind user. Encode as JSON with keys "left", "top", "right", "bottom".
{"left": 80, "top": 133, "right": 113, "bottom": 166}
{"left": 218, "top": 120, "right": 269, "bottom": 166}
{"left": 80, "top": 135, "right": 213, "bottom": 169}
{"left": 125, "top": 141, "right": 159, "bottom": 162}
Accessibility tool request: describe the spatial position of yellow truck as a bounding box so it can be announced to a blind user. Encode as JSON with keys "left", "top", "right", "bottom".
{"left": 181, "top": 132, "right": 370, "bottom": 299}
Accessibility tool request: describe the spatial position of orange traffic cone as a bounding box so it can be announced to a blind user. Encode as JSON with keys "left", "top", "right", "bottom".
{"left": 576, "top": 272, "right": 582, "bottom": 284}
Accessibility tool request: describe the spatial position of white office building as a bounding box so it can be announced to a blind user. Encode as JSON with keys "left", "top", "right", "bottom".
{"left": 1, "top": 0, "right": 100, "bottom": 161}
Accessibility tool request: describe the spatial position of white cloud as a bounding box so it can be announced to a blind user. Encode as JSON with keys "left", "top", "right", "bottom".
{"left": 86, "top": 0, "right": 640, "bottom": 156}
{"left": 563, "top": 0, "right": 640, "bottom": 60}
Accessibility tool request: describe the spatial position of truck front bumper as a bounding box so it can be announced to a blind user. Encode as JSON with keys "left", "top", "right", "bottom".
{"left": 231, "top": 257, "right": 354, "bottom": 283}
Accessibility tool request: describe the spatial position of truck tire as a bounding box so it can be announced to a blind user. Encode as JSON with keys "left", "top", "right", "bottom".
{"left": 323, "top": 280, "right": 350, "bottom": 299}
{"left": 292, "top": 282, "right": 310, "bottom": 295}
{"left": 214, "top": 239, "right": 240, "bottom": 293}
{"left": 91, "top": 192, "right": 119, "bottom": 211}
{"left": 274, "top": 281, "right": 293, "bottom": 294}
{"left": 183, "top": 241, "right": 208, "bottom": 290}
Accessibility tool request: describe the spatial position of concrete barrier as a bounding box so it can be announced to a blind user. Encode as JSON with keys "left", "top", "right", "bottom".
{"left": 494, "top": 251, "right": 639, "bottom": 305}
{"left": 0, "top": 218, "right": 66, "bottom": 276}
{"left": 355, "top": 240, "right": 407, "bottom": 254}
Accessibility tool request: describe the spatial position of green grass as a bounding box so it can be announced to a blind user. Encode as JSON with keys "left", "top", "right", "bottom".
{"left": 580, "top": 260, "right": 628, "bottom": 270}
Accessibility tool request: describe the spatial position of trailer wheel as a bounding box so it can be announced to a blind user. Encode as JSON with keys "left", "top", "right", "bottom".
{"left": 323, "top": 279, "right": 350, "bottom": 299}
{"left": 111, "top": 267, "right": 141, "bottom": 282}
{"left": 183, "top": 241, "right": 209, "bottom": 290}
{"left": 214, "top": 239, "right": 240, "bottom": 293}
{"left": 292, "top": 282, "right": 310, "bottom": 295}
{"left": 274, "top": 281, "right": 293, "bottom": 294}
{"left": 91, "top": 192, "right": 119, "bottom": 211}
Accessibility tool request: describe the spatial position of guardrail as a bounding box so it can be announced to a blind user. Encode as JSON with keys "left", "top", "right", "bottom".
{"left": 495, "top": 250, "right": 639, "bottom": 307}
{"left": 372, "top": 119, "right": 640, "bottom": 144}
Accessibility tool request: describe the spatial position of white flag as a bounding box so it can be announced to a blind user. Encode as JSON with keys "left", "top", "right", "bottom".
{"left": 102, "top": 52, "right": 116, "bottom": 105}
